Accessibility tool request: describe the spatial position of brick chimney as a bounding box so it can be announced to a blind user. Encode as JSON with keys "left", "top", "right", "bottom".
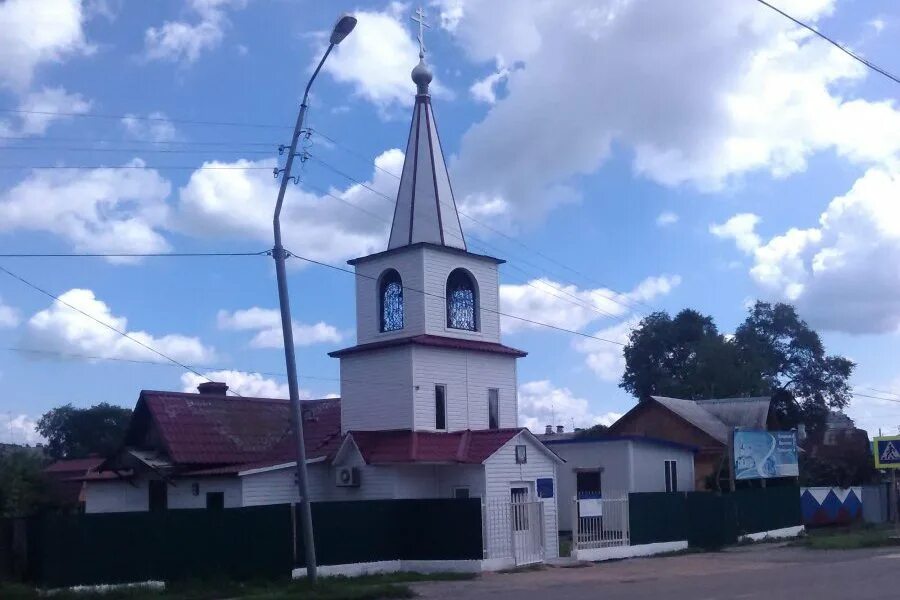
{"left": 545, "top": 425, "right": 553, "bottom": 435}
{"left": 556, "top": 425, "right": 564, "bottom": 434}
{"left": 197, "top": 381, "right": 228, "bottom": 396}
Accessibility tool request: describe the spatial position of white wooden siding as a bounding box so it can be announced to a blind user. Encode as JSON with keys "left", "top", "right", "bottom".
{"left": 483, "top": 433, "right": 560, "bottom": 559}
{"left": 412, "top": 346, "right": 517, "bottom": 431}
{"left": 421, "top": 246, "right": 500, "bottom": 342}
{"left": 241, "top": 464, "right": 332, "bottom": 506}
{"left": 340, "top": 346, "right": 414, "bottom": 433}
{"left": 354, "top": 249, "right": 425, "bottom": 344}
{"left": 85, "top": 477, "right": 241, "bottom": 513}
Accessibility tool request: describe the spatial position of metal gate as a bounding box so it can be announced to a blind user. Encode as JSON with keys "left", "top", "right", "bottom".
{"left": 572, "top": 494, "right": 630, "bottom": 550}
{"left": 483, "top": 498, "right": 545, "bottom": 565}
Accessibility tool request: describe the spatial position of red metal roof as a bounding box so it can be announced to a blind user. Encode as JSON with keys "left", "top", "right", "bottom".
{"left": 347, "top": 428, "right": 523, "bottom": 464}
{"left": 329, "top": 334, "right": 527, "bottom": 358}
{"left": 129, "top": 391, "right": 341, "bottom": 467}
{"left": 44, "top": 457, "right": 105, "bottom": 474}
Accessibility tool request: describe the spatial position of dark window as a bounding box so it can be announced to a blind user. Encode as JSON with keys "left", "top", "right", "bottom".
{"left": 665, "top": 460, "right": 678, "bottom": 493}
{"left": 379, "top": 269, "right": 403, "bottom": 332}
{"left": 148, "top": 480, "right": 167, "bottom": 511}
{"left": 206, "top": 492, "right": 225, "bottom": 510}
{"left": 511, "top": 487, "right": 529, "bottom": 530}
{"left": 446, "top": 269, "right": 477, "bottom": 331}
{"left": 515, "top": 444, "right": 527, "bottom": 464}
{"left": 576, "top": 470, "right": 602, "bottom": 498}
{"left": 435, "top": 384, "right": 447, "bottom": 430}
{"left": 488, "top": 388, "right": 499, "bottom": 429}
{"left": 453, "top": 487, "right": 470, "bottom": 499}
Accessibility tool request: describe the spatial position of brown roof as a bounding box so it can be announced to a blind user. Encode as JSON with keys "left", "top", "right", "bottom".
{"left": 329, "top": 334, "right": 527, "bottom": 358}
{"left": 44, "top": 457, "right": 105, "bottom": 474}
{"left": 346, "top": 429, "right": 523, "bottom": 464}
{"left": 120, "top": 391, "right": 342, "bottom": 468}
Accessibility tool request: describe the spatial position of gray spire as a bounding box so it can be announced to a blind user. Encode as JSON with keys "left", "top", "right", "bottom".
{"left": 387, "top": 8, "right": 465, "bottom": 251}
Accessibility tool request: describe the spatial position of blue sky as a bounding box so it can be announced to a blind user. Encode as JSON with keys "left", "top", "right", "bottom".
{"left": 1, "top": 0, "right": 899, "bottom": 443}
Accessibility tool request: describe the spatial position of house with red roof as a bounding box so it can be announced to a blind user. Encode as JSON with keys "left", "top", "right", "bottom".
{"left": 82, "top": 52, "right": 564, "bottom": 562}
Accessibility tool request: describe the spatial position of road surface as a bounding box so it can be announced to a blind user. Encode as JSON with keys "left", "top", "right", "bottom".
{"left": 414, "top": 545, "right": 900, "bottom": 600}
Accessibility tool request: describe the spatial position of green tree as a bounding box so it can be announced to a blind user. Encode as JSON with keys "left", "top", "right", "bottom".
{"left": 620, "top": 309, "right": 764, "bottom": 400}
{"left": 36, "top": 403, "right": 132, "bottom": 459}
{"left": 0, "top": 450, "right": 49, "bottom": 517}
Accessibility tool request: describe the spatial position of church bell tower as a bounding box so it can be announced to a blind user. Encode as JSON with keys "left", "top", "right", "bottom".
{"left": 329, "top": 13, "right": 526, "bottom": 434}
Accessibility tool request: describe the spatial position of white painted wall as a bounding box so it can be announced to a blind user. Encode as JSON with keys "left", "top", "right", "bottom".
{"left": 421, "top": 246, "right": 500, "bottom": 342}
{"left": 354, "top": 249, "right": 425, "bottom": 344}
{"left": 241, "top": 464, "right": 333, "bottom": 506}
{"left": 84, "top": 476, "right": 242, "bottom": 513}
{"left": 340, "top": 346, "right": 414, "bottom": 433}
{"left": 483, "top": 433, "right": 560, "bottom": 559}
{"left": 629, "top": 441, "right": 695, "bottom": 494}
{"left": 412, "top": 346, "right": 517, "bottom": 432}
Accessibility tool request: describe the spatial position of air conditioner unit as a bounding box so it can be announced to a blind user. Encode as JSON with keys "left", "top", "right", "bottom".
{"left": 335, "top": 466, "right": 360, "bottom": 487}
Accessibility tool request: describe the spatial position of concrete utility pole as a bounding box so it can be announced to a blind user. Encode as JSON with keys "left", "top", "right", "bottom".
{"left": 271, "top": 13, "right": 357, "bottom": 584}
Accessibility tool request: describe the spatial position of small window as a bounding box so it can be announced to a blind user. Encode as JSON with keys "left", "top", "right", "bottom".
{"left": 488, "top": 388, "right": 499, "bottom": 430}
{"left": 511, "top": 487, "right": 529, "bottom": 530}
{"left": 379, "top": 269, "right": 403, "bottom": 332}
{"left": 446, "top": 269, "right": 477, "bottom": 331}
{"left": 576, "top": 470, "right": 602, "bottom": 498}
{"left": 148, "top": 480, "right": 167, "bottom": 512}
{"left": 665, "top": 460, "right": 678, "bottom": 493}
{"left": 515, "top": 444, "right": 527, "bottom": 464}
{"left": 435, "top": 384, "right": 447, "bottom": 430}
{"left": 206, "top": 491, "right": 225, "bottom": 510}
{"left": 453, "top": 487, "right": 470, "bottom": 499}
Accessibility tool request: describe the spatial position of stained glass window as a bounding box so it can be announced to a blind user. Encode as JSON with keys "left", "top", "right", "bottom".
{"left": 380, "top": 269, "right": 403, "bottom": 332}
{"left": 446, "top": 269, "right": 477, "bottom": 330}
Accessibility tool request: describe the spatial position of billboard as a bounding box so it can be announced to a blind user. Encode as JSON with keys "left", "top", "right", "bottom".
{"left": 733, "top": 430, "right": 799, "bottom": 480}
{"left": 874, "top": 436, "right": 900, "bottom": 469}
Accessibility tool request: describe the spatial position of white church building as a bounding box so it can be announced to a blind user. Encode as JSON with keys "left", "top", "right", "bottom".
{"left": 82, "top": 44, "right": 562, "bottom": 563}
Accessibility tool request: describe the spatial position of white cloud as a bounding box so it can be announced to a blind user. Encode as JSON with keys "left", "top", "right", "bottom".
{"left": 656, "top": 211, "right": 679, "bottom": 227}
{"left": 518, "top": 380, "right": 621, "bottom": 433}
{"left": 0, "top": 414, "right": 44, "bottom": 445}
{"left": 0, "top": 160, "right": 172, "bottom": 259}
{"left": 144, "top": 0, "right": 246, "bottom": 64}
{"left": 470, "top": 58, "right": 509, "bottom": 104}
{"left": 710, "top": 213, "right": 762, "bottom": 254}
{"left": 573, "top": 317, "right": 641, "bottom": 382}
{"left": 438, "top": 0, "right": 900, "bottom": 222}
{"left": 0, "top": 296, "right": 20, "bottom": 328}
{"left": 180, "top": 369, "right": 319, "bottom": 400}
{"left": 712, "top": 167, "right": 900, "bottom": 333}
{"left": 323, "top": 4, "right": 447, "bottom": 113}
{"left": 8, "top": 87, "right": 92, "bottom": 137}
{"left": 24, "top": 288, "right": 215, "bottom": 364}
{"left": 500, "top": 275, "right": 679, "bottom": 334}
{"left": 175, "top": 149, "right": 400, "bottom": 264}
{"left": 217, "top": 307, "right": 342, "bottom": 348}
{"left": 0, "top": 0, "right": 94, "bottom": 91}
{"left": 120, "top": 112, "right": 177, "bottom": 143}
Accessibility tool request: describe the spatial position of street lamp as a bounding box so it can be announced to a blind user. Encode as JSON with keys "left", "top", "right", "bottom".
{"left": 271, "top": 12, "right": 356, "bottom": 585}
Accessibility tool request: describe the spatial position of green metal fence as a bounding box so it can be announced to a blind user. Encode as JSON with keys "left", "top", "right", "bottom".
{"left": 17, "top": 498, "right": 483, "bottom": 588}
{"left": 629, "top": 486, "right": 802, "bottom": 549}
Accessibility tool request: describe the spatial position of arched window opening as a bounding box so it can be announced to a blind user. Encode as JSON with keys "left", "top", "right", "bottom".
{"left": 446, "top": 268, "right": 477, "bottom": 331}
{"left": 380, "top": 269, "right": 404, "bottom": 332}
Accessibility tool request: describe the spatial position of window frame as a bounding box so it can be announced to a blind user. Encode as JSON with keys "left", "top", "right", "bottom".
{"left": 378, "top": 268, "right": 404, "bottom": 333}
{"left": 665, "top": 459, "right": 678, "bottom": 493}
{"left": 435, "top": 384, "right": 447, "bottom": 431}
{"left": 452, "top": 486, "right": 471, "bottom": 499}
{"left": 445, "top": 268, "right": 479, "bottom": 331}
{"left": 488, "top": 388, "right": 499, "bottom": 430}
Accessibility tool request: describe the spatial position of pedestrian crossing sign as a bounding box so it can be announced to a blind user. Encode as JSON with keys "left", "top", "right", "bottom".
{"left": 874, "top": 436, "right": 900, "bottom": 469}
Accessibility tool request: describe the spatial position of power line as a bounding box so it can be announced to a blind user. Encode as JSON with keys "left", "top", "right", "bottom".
{"left": 0, "top": 164, "right": 274, "bottom": 171}
{"left": 0, "top": 135, "right": 279, "bottom": 147}
{"left": 852, "top": 391, "right": 900, "bottom": 404}
{"left": 860, "top": 387, "right": 900, "bottom": 399}
{"left": 0, "top": 108, "right": 291, "bottom": 130}
{"left": 0, "top": 264, "right": 245, "bottom": 397}
{"left": 0, "top": 145, "right": 278, "bottom": 155}
{"left": 283, "top": 249, "right": 626, "bottom": 346}
{"left": 0, "top": 251, "right": 270, "bottom": 258}
{"left": 754, "top": 0, "right": 900, "bottom": 85}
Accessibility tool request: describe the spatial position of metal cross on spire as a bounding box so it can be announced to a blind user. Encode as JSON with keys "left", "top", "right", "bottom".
{"left": 411, "top": 6, "right": 430, "bottom": 59}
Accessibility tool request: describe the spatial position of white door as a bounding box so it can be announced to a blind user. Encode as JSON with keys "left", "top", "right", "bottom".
{"left": 510, "top": 485, "right": 544, "bottom": 565}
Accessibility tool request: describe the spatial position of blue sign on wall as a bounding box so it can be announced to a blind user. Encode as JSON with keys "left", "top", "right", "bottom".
{"left": 734, "top": 430, "right": 799, "bottom": 480}
{"left": 536, "top": 478, "right": 554, "bottom": 499}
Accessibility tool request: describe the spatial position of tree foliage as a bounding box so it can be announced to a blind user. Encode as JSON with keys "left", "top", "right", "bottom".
{"left": 36, "top": 403, "right": 132, "bottom": 459}
{"left": 621, "top": 301, "right": 855, "bottom": 437}
{"left": 0, "top": 449, "right": 49, "bottom": 517}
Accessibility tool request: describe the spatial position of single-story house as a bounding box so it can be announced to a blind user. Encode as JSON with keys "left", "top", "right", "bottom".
{"left": 43, "top": 456, "right": 105, "bottom": 510}
{"left": 607, "top": 396, "right": 774, "bottom": 489}
{"left": 539, "top": 435, "right": 696, "bottom": 531}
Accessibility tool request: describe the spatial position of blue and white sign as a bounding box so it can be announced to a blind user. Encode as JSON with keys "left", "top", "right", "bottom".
{"left": 733, "top": 430, "right": 799, "bottom": 480}
{"left": 874, "top": 436, "right": 900, "bottom": 469}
